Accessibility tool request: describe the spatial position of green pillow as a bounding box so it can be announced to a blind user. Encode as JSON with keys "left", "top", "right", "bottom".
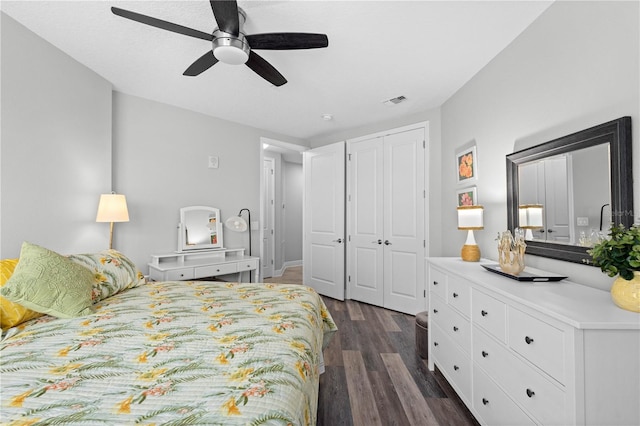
{"left": 0, "top": 242, "right": 95, "bottom": 318}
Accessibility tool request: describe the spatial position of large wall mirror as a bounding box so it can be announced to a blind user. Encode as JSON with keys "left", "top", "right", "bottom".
{"left": 177, "top": 206, "right": 224, "bottom": 252}
{"left": 507, "top": 116, "right": 633, "bottom": 265}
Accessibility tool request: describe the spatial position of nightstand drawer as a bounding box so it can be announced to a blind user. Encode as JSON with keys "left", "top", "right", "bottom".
{"left": 196, "top": 263, "right": 238, "bottom": 277}
{"left": 508, "top": 307, "right": 565, "bottom": 383}
{"left": 238, "top": 259, "right": 259, "bottom": 271}
{"left": 472, "top": 289, "right": 506, "bottom": 342}
{"left": 429, "top": 267, "right": 447, "bottom": 300}
{"left": 165, "top": 268, "right": 195, "bottom": 280}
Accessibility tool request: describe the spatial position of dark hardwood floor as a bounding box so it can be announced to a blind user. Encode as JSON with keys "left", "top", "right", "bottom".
{"left": 318, "top": 297, "right": 479, "bottom": 426}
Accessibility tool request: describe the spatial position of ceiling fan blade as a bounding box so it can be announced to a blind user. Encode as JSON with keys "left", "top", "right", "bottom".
{"left": 111, "top": 7, "right": 212, "bottom": 41}
{"left": 183, "top": 51, "right": 219, "bottom": 76}
{"left": 246, "top": 33, "right": 328, "bottom": 50}
{"left": 246, "top": 51, "right": 287, "bottom": 87}
{"left": 210, "top": 0, "right": 240, "bottom": 36}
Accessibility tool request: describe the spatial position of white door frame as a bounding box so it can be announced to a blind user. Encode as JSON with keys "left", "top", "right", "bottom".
{"left": 259, "top": 137, "right": 308, "bottom": 281}
{"left": 262, "top": 157, "right": 276, "bottom": 278}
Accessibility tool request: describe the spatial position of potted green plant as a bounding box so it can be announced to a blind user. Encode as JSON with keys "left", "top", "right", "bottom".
{"left": 588, "top": 224, "right": 640, "bottom": 312}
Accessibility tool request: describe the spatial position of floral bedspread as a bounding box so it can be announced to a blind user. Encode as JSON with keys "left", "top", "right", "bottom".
{"left": 0, "top": 282, "right": 337, "bottom": 425}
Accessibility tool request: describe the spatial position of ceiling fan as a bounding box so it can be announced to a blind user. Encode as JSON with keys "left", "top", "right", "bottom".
{"left": 111, "top": 1, "right": 328, "bottom": 87}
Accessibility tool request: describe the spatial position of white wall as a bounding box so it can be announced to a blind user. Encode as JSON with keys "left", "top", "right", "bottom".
{"left": 112, "top": 92, "right": 306, "bottom": 273}
{"left": 0, "top": 13, "right": 112, "bottom": 258}
{"left": 440, "top": 1, "right": 639, "bottom": 290}
{"left": 283, "top": 161, "right": 303, "bottom": 263}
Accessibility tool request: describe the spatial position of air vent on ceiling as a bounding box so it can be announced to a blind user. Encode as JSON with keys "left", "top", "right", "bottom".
{"left": 382, "top": 95, "right": 407, "bottom": 106}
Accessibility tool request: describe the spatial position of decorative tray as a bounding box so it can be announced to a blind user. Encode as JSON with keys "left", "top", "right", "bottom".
{"left": 481, "top": 263, "right": 567, "bottom": 282}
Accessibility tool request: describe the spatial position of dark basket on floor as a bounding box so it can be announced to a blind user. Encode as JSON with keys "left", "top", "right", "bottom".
{"left": 415, "top": 311, "right": 429, "bottom": 359}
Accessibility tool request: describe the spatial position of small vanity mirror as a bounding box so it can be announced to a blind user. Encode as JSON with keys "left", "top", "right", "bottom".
{"left": 507, "top": 117, "right": 633, "bottom": 265}
{"left": 178, "top": 206, "right": 224, "bottom": 251}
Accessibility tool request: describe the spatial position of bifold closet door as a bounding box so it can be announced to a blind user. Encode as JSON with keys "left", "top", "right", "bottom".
{"left": 348, "top": 127, "right": 425, "bottom": 315}
{"left": 348, "top": 136, "right": 384, "bottom": 307}
{"left": 303, "top": 142, "right": 345, "bottom": 301}
{"left": 382, "top": 128, "right": 425, "bottom": 314}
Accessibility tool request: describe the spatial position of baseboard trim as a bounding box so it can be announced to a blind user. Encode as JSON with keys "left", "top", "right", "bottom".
{"left": 273, "top": 260, "right": 302, "bottom": 277}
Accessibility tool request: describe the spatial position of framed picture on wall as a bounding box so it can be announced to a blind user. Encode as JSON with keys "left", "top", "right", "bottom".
{"left": 457, "top": 186, "right": 477, "bottom": 207}
{"left": 455, "top": 143, "right": 478, "bottom": 183}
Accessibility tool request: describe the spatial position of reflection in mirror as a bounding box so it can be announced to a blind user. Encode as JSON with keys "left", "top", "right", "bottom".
{"left": 507, "top": 117, "right": 633, "bottom": 265}
{"left": 178, "top": 206, "right": 224, "bottom": 252}
{"left": 517, "top": 143, "right": 611, "bottom": 246}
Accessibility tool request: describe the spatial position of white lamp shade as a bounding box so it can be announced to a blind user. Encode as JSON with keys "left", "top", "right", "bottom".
{"left": 96, "top": 194, "right": 129, "bottom": 222}
{"left": 457, "top": 205, "right": 484, "bottom": 230}
{"left": 225, "top": 216, "right": 248, "bottom": 232}
{"left": 519, "top": 204, "right": 544, "bottom": 228}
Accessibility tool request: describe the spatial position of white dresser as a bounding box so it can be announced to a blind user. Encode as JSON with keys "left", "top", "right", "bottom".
{"left": 149, "top": 248, "right": 259, "bottom": 282}
{"left": 427, "top": 257, "right": 640, "bottom": 426}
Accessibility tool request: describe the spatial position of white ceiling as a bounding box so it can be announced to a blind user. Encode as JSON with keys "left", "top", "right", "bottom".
{"left": 1, "top": 1, "right": 553, "bottom": 141}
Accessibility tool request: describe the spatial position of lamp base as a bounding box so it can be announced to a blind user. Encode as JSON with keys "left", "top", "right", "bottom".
{"left": 461, "top": 244, "right": 481, "bottom": 262}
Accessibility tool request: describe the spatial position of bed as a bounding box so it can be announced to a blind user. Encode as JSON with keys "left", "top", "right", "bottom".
{"left": 1, "top": 243, "right": 336, "bottom": 425}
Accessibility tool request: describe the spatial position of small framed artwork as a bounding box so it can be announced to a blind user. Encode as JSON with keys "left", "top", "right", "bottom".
{"left": 457, "top": 186, "right": 477, "bottom": 207}
{"left": 456, "top": 143, "right": 478, "bottom": 183}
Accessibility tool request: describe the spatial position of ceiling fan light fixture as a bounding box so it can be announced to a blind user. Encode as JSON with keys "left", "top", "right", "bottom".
{"left": 212, "top": 31, "right": 250, "bottom": 65}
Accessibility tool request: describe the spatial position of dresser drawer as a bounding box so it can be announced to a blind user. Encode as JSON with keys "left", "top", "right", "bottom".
{"left": 165, "top": 267, "right": 195, "bottom": 280}
{"left": 473, "top": 365, "right": 536, "bottom": 426}
{"left": 431, "top": 296, "right": 470, "bottom": 354}
{"left": 429, "top": 266, "right": 447, "bottom": 300}
{"left": 195, "top": 263, "right": 238, "bottom": 277}
{"left": 472, "top": 289, "right": 506, "bottom": 342}
{"left": 447, "top": 274, "right": 471, "bottom": 318}
{"left": 238, "top": 259, "right": 259, "bottom": 271}
{"left": 473, "top": 326, "right": 567, "bottom": 425}
{"left": 508, "top": 307, "right": 565, "bottom": 383}
{"left": 432, "top": 323, "right": 471, "bottom": 402}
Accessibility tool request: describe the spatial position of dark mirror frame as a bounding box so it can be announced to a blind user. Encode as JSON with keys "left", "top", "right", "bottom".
{"left": 506, "top": 116, "right": 633, "bottom": 265}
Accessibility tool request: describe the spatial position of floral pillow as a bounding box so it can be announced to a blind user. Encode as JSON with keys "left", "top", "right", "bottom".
{"left": 68, "top": 249, "right": 145, "bottom": 303}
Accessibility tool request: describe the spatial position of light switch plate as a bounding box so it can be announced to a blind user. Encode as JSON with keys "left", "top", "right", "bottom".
{"left": 577, "top": 217, "right": 589, "bottom": 226}
{"left": 208, "top": 156, "right": 219, "bottom": 169}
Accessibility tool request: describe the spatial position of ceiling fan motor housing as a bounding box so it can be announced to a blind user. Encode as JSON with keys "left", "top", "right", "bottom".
{"left": 212, "top": 30, "right": 250, "bottom": 64}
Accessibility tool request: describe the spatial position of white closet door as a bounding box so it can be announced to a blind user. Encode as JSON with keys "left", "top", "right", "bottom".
{"left": 348, "top": 136, "right": 384, "bottom": 307}
{"left": 303, "top": 142, "right": 345, "bottom": 300}
{"left": 382, "top": 128, "right": 425, "bottom": 314}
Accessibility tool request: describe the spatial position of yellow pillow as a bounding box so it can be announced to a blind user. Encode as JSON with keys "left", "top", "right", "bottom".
{"left": 0, "top": 258, "right": 44, "bottom": 330}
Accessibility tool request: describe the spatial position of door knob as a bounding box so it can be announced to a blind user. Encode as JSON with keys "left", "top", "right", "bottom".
{"left": 333, "top": 238, "right": 343, "bottom": 243}
{"left": 384, "top": 240, "right": 392, "bottom": 245}
{"left": 371, "top": 239, "right": 382, "bottom": 244}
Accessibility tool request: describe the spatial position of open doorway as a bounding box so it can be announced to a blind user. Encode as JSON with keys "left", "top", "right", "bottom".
{"left": 259, "top": 138, "right": 306, "bottom": 281}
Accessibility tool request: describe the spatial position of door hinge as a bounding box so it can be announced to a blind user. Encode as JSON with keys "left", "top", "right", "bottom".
{"left": 271, "top": 260, "right": 274, "bottom": 265}
{"left": 271, "top": 229, "right": 274, "bottom": 235}
{"left": 271, "top": 169, "right": 274, "bottom": 175}
{"left": 348, "top": 194, "right": 351, "bottom": 202}
{"left": 348, "top": 153, "right": 352, "bottom": 161}
{"left": 348, "top": 235, "right": 351, "bottom": 242}
{"left": 423, "top": 240, "right": 426, "bottom": 248}
{"left": 424, "top": 290, "right": 426, "bottom": 297}
{"left": 423, "top": 190, "right": 426, "bottom": 198}
{"left": 348, "top": 275, "right": 351, "bottom": 282}
{"left": 423, "top": 140, "right": 425, "bottom": 149}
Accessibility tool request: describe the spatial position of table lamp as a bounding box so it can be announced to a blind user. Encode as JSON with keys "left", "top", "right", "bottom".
{"left": 96, "top": 193, "right": 129, "bottom": 249}
{"left": 519, "top": 204, "right": 544, "bottom": 240}
{"left": 457, "top": 205, "right": 484, "bottom": 262}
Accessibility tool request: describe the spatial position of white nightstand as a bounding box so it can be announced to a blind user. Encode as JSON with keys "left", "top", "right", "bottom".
{"left": 148, "top": 248, "right": 259, "bottom": 282}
